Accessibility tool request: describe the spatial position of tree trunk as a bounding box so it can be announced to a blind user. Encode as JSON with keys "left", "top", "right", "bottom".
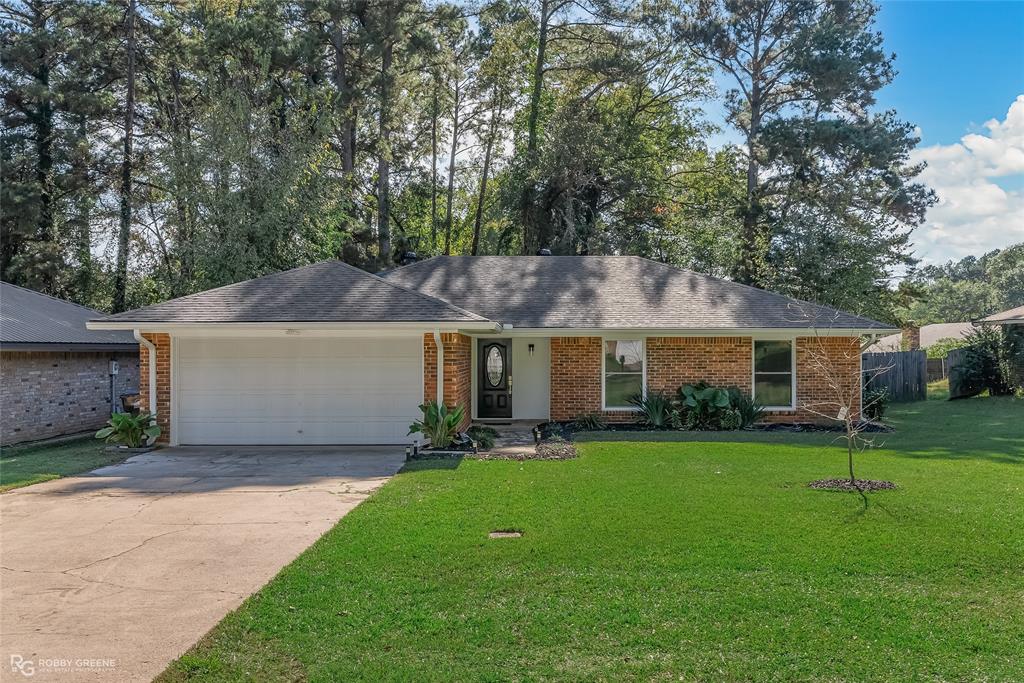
{"left": 332, "top": 21, "right": 354, "bottom": 175}
{"left": 431, "top": 81, "right": 438, "bottom": 249}
{"left": 443, "top": 81, "right": 460, "bottom": 256}
{"left": 73, "top": 114, "right": 92, "bottom": 300}
{"left": 472, "top": 90, "right": 502, "bottom": 256}
{"left": 113, "top": 0, "right": 137, "bottom": 313}
{"left": 376, "top": 24, "right": 394, "bottom": 268}
{"left": 520, "top": 0, "right": 550, "bottom": 255}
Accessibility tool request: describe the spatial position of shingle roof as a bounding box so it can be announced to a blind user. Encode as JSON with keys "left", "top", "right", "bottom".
{"left": 865, "top": 322, "right": 975, "bottom": 353}
{"left": 1, "top": 282, "right": 137, "bottom": 347}
{"left": 92, "top": 260, "right": 490, "bottom": 324}
{"left": 979, "top": 304, "right": 1024, "bottom": 324}
{"left": 380, "top": 256, "right": 894, "bottom": 330}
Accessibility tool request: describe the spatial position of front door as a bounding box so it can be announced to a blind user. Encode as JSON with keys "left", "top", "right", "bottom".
{"left": 478, "top": 339, "right": 512, "bottom": 418}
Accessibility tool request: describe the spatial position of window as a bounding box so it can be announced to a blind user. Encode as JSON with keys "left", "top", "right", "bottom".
{"left": 604, "top": 340, "right": 644, "bottom": 409}
{"left": 754, "top": 340, "right": 794, "bottom": 408}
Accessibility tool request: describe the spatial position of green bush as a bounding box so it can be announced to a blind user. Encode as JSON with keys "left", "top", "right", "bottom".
{"left": 572, "top": 413, "right": 608, "bottom": 431}
{"left": 727, "top": 387, "right": 765, "bottom": 428}
{"left": 467, "top": 425, "right": 498, "bottom": 449}
{"left": 677, "top": 383, "right": 732, "bottom": 430}
{"left": 95, "top": 412, "right": 161, "bottom": 448}
{"left": 862, "top": 387, "right": 889, "bottom": 420}
{"left": 927, "top": 337, "right": 971, "bottom": 359}
{"left": 628, "top": 390, "right": 678, "bottom": 428}
{"left": 408, "top": 401, "right": 465, "bottom": 449}
{"left": 953, "top": 326, "right": 1023, "bottom": 397}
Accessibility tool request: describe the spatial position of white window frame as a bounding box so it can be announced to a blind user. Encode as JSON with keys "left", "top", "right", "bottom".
{"left": 752, "top": 338, "right": 797, "bottom": 411}
{"left": 602, "top": 337, "right": 646, "bottom": 411}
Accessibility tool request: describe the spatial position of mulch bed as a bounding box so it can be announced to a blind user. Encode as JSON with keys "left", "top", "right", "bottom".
{"left": 808, "top": 478, "right": 897, "bottom": 492}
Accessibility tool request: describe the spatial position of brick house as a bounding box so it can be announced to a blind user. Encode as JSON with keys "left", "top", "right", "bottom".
{"left": 1, "top": 282, "right": 140, "bottom": 446}
{"left": 88, "top": 256, "right": 895, "bottom": 446}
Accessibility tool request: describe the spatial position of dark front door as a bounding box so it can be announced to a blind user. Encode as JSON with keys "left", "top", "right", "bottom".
{"left": 478, "top": 339, "right": 512, "bottom": 418}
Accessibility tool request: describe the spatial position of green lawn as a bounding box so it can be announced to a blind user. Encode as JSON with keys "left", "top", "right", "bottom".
{"left": 0, "top": 436, "right": 129, "bottom": 492}
{"left": 163, "top": 397, "right": 1023, "bottom": 682}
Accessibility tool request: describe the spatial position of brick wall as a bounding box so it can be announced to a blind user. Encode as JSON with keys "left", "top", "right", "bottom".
{"left": 647, "top": 337, "right": 752, "bottom": 394}
{"left": 549, "top": 334, "right": 862, "bottom": 425}
{"left": 138, "top": 333, "right": 172, "bottom": 443}
{"left": 762, "top": 335, "right": 862, "bottom": 423}
{"left": 422, "top": 333, "right": 472, "bottom": 429}
{"left": 1, "top": 349, "right": 140, "bottom": 446}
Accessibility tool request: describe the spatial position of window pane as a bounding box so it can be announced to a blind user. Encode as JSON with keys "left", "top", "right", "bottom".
{"left": 755, "top": 374, "right": 792, "bottom": 406}
{"left": 754, "top": 340, "right": 792, "bottom": 373}
{"left": 605, "top": 373, "right": 643, "bottom": 408}
{"left": 485, "top": 346, "right": 504, "bottom": 387}
{"left": 605, "top": 340, "right": 643, "bottom": 372}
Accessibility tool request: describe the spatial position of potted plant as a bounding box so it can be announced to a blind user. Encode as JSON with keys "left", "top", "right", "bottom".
{"left": 95, "top": 412, "right": 162, "bottom": 452}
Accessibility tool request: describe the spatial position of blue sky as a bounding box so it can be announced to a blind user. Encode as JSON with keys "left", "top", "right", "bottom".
{"left": 875, "top": 0, "right": 1024, "bottom": 266}
{"left": 705, "top": 1, "right": 1024, "bottom": 266}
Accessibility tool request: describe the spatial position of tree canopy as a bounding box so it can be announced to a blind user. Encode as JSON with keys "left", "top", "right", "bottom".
{"left": 2, "top": 0, "right": 945, "bottom": 323}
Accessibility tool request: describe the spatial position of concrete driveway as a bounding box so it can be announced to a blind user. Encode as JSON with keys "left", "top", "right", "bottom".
{"left": 0, "top": 446, "right": 405, "bottom": 682}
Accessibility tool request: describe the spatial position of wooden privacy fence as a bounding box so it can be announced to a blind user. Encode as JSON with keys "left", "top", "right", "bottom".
{"left": 927, "top": 357, "right": 949, "bottom": 381}
{"left": 862, "top": 351, "right": 927, "bottom": 402}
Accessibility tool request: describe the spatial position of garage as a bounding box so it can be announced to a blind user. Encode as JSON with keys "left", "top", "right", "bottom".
{"left": 175, "top": 336, "right": 423, "bottom": 445}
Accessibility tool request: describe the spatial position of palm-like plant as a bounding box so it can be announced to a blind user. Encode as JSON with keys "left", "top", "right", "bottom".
{"left": 408, "top": 401, "right": 465, "bottom": 449}
{"left": 628, "top": 390, "right": 678, "bottom": 428}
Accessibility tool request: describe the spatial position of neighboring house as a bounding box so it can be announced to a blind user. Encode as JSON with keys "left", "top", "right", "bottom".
{"left": 978, "top": 304, "right": 1024, "bottom": 326}
{"left": 88, "top": 256, "right": 896, "bottom": 446}
{"left": 864, "top": 322, "right": 974, "bottom": 354}
{"left": 1, "top": 282, "right": 140, "bottom": 446}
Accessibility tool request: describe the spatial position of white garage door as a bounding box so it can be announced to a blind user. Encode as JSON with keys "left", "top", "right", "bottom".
{"left": 176, "top": 337, "right": 422, "bottom": 445}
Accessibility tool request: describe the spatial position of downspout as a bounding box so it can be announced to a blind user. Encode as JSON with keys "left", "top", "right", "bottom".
{"left": 134, "top": 330, "right": 157, "bottom": 416}
{"left": 433, "top": 329, "right": 444, "bottom": 405}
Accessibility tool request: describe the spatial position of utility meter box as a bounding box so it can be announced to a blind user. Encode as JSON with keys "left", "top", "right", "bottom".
{"left": 109, "top": 360, "right": 120, "bottom": 376}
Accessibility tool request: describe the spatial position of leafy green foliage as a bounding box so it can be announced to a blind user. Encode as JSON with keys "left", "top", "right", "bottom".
{"left": 862, "top": 387, "right": 890, "bottom": 421}
{"left": 94, "top": 412, "right": 161, "bottom": 448}
{"left": 951, "top": 326, "right": 1024, "bottom": 398}
{"left": 727, "top": 387, "right": 766, "bottom": 428}
{"left": 572, "top": 413, "right": 608, "bottom": 431}
{"left": 467, "top": 425, "right": 499, "bottom": 450}
{"left": 628, "top": 390, "right": 678, "bottom": 429}
{"left": 927, "top": 337, "right": 972, "bottom": 360}
{"left": 677, "top": 383, "right": 731, "bottom": 430}
{"left": 408, "top": 401, "right": 465, "bottom": 449}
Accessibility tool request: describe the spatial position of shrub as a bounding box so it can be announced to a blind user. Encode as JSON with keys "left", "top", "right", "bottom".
{"left": 927, "top": 337, "right": 971, "bottom": 360}
{"left": 408, "top": 401, "right": 465, "bottom": 449}
{"left": 953, "top": 326, "right": 1023, "bottom": 397}
{"left": 862, "top": 387, "right": 889, "bottom": 421}
{"left": 95, "top": 412, "right": 161, "bottom": 448}
{"left": 467, "top": 425, "right": 498, "bottom": 449}
{"left": 572, "top": 413, "right": 608, "bottom": 431}
{"left": 727, "top": 387, "right": 765, "bottom": 428}
{"left": 677, "top": 383, "right": 731, "bottom": 430}
{"left": 628, "top": 390, "right": 678, "bottom": 428}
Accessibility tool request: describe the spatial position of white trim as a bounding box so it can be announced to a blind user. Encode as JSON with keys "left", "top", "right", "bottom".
{"left": 601, "top": 337, "right": 645, "bottom": 412}
{"left": 464, "top": 327, "right": 896, "bottom": 338}
{"left": 88, "top": 321, "right": 500, "bottom": 333}
{"left": 752, "top": 338, "right": 797, "bottom": 411}
{"left": 134, "top": 330, "right": 157, "bottom": 416}
{"left": 169, "top": 334, "right": 180, "bottom": 446}
{"left": 432, "top": 329, "right": 444, "bottom": 405}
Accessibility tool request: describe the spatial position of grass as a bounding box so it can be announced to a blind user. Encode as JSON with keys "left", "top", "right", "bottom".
{"left": 0, "top": 436, "right": 130, "bottom": 492}
{"left": 928, "top": 377, "right": 950, "bottom": 401}
{"left": 161, "top": 397, "right": 1023, "bottom": 682}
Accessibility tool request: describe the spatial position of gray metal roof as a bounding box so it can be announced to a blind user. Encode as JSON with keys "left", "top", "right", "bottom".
{"left": 92, "top": 260, "right": 490, "bottom": 324}
{"left": 380, "top": 256, "right": 894, "bottom": 330}
{"left": 979, "top": 304, "right": 1024, "bottom": 324}
{"left": 1, "top": 282, "right": 137, "bottom": 347}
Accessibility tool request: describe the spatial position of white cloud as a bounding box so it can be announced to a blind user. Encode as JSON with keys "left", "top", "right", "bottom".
{"left": 910, "top": 95, "right": 1024, "bottom": 264}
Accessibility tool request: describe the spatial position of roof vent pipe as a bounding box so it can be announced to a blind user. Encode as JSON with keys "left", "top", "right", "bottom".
{"left": 536, "top": 248, "right": 552, "bottom": 256}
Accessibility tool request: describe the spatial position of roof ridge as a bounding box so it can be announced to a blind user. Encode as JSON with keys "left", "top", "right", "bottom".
{"left": 636, "top": 257, "right": 890, "bottom": 329}
{"left": 2, "top": 280, "right": 103, "bottom": 316}
{"left": 344, "top": 260, "right": 490, "bottom": 322}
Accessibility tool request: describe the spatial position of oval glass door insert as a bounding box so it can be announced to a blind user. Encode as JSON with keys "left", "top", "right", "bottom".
{"left": 485, "top": 346, "right": 504, "bottom": 387}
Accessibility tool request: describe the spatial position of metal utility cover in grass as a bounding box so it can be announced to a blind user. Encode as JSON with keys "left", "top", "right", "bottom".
{"left": 488, "top": 530, "right": 522, "bottom": 538}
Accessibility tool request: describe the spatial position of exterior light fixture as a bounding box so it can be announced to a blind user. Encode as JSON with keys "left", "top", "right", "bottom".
{"left": 528, "top": 343, "right": 535, "bottom": 356}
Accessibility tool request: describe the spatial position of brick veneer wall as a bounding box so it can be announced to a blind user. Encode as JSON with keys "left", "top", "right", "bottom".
{"left": 761, "top": 335, "right": 862, "bottom": 423}
{"left": 1, "top": 349, "right": 140, "bottom": 446}
{"left": 646, "top": 337, "right": 752, "bottom": 393}
{"left": 422, "top": 333, "right": 472, "bottom": 429}
{"left": 550, "top": 334, "right": 862, "bottom": 425}
{"left": 139, "top": 333, "right": 172, "bottom": 443}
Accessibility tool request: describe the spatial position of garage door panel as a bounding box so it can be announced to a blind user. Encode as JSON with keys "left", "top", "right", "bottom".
{"left": 176, "top": 337, "right": 422, "bottom": 445}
